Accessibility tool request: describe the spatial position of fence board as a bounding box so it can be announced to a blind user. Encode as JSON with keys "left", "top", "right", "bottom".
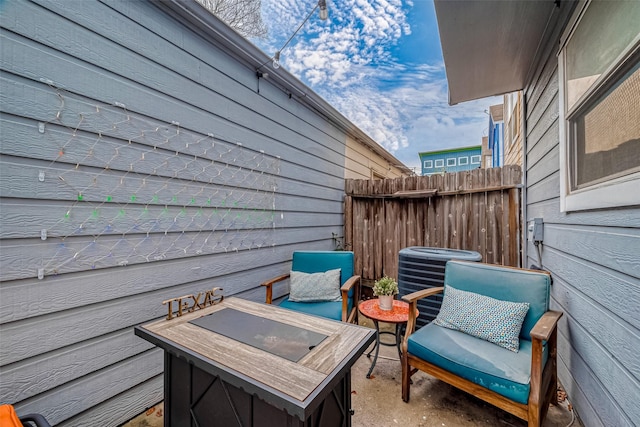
{"left": 345, "top": 167, "right": 522, "bottom": 282}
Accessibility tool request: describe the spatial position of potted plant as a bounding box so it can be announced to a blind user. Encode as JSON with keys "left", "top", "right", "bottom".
{"left": 373, "top": 276, "right": 399, "bottom": 311}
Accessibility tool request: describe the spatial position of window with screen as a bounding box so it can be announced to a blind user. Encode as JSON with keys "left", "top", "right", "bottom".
{"left": 559, "top": 0, "right": 640, "bottom": 211}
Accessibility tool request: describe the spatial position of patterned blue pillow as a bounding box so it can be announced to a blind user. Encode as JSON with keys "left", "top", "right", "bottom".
{"left": 288, "top": 268, "right": 342, "bottom": 302}
{"left": 434, "top": 285, "right": 530, "bottom": 352}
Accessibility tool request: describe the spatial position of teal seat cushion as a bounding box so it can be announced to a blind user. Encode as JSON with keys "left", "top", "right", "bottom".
{"left": 279, "top": 298, "right": 348, "bottom": 321}
{"left": 408, "top": 324, "right": 548, "bottom": 404}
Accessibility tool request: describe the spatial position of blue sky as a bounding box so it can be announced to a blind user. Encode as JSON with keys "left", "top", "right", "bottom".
{"left": 251, "top": 0, "right": 501, "bottom": 173}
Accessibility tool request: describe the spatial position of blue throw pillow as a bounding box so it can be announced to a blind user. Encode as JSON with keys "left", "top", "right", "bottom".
{"left": 434, "top": 285, "right": 530, "bottom": 352}
{"left": 288, "top": 268, "right": 342, "bottom": 302}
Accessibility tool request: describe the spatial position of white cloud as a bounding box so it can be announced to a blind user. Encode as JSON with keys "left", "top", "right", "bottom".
{"left": 318, "top": 64, "right": 501, "bottom": 171}
{"left": 277, "top": 0, "right": 411, "bottom": 86}
{"left": 254, "top": 0, "right": 502, "bottom": 173}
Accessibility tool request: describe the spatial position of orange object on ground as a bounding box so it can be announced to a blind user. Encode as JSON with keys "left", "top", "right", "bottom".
{"left": 0, "top": 404, "right": 23, "bottom": 427}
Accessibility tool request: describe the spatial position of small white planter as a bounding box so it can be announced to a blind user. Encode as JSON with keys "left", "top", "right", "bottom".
{"left": 377, "top": 295, "right": 394, "bottom": 311}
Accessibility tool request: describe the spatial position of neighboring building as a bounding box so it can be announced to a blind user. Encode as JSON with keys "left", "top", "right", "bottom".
{"left": 503, "top": 91, "right": 523, "bottom": 167}
{"left": 419, "top": 145, "right": 482, "bottom": 176}
{"left": 345, "top": 134, "right": 412, "bottom": 180}
{"left": 482, "top": 96, "right": 523, "bottom": 170}
{"left": 481, "top": 136, "right": 492, "bottom": 169}
{"left": 434, "top": 1, "right": 640, "bottom": 425}
{"left": 0, "top": 0, "right": 411, "bottom": 424}
{"left": 487, "top": 103, "right": 504, "bottom": 168}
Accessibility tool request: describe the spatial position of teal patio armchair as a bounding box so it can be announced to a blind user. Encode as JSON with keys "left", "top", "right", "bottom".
{"left": 261, "top": 251, "right": 360, "bottom": 323}
{"left": 401, "top": 260, "right": 563, "bottom": 427}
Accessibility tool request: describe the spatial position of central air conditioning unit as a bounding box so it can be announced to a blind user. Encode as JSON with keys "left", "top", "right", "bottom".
{"left": 398, "top": 247, "right": 482, "bottom": 329}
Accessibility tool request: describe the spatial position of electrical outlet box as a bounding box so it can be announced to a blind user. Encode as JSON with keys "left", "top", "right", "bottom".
{"left": 527, "top": 218, "right": 544, "bottom": 243}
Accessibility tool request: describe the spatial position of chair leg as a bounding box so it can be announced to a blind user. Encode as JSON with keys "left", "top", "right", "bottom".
{"left": 527, "top": 403, "right": 541, "bottom": 427}
{"left": 549, "top": 361, "right": 559, "bottom": 406}
{"left": 402, "top": 353, "right": 411, "bottom": 402}
{"left": 347, "top": 307, "right": 358, "bottom": 324}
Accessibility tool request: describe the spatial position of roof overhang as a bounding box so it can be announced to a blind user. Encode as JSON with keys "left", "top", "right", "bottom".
{"left": 434, "top": 0, "right": 558, "bottom": 105}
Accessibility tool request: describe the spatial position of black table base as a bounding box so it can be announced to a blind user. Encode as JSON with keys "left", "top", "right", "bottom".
{"left": 165, "top": 353, "right": 353, "bottom": 427}
{"left": 365, "top": 321, "right": 403, "bottom": 378}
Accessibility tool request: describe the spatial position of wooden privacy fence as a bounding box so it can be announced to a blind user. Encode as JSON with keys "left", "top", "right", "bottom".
{"left": 344, "top": 165, "right": 522, "bottom": 284}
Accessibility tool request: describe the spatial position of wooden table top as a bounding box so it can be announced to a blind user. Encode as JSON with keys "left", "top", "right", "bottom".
{"left": 136, "top": 297, "right": 374, "bottom": 404}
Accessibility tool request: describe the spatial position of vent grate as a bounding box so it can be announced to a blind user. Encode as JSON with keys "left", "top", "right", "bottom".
{"left": 398, "top": 247, "right": 481, "bottom": 329}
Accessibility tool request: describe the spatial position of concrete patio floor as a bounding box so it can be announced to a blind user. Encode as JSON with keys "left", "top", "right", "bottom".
{"left": 122, "top": 318, "right": 581, "bottom": 427}
{"left": 350, "top": 320, "right": 580, "bottom": 427}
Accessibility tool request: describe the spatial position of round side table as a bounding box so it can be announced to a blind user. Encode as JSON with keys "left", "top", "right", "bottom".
{"left": 358, "top": 299, "right": 418, "bottom": 378}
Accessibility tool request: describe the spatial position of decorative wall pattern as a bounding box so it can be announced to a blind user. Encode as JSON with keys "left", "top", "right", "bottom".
{"left": 34, "top": 86, "right": 280, "bottom": 278}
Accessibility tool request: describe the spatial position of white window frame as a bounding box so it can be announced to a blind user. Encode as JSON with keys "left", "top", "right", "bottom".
{"left": 424, "top": 160, "right": 433, "bottom": 168}
{"left": 458, "top": 157, "right": 469, "bottom": 165}
{"left": 447, "top": 158, "right": 456, "bottom": 167}
{"left": 435, "top": 159, "right": 444, "bottom": 168}
{"left": 471, "top": 155, "right": 481, "bottom": 164}
{"left": 558, "top": 0, "right": 640, "bottom": 212}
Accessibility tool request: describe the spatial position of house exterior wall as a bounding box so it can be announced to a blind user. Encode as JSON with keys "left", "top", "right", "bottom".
{"left": 503, "top": 91, "right": 523, "bottom": 167}
{"left": 419, "top": 146, "right": 482, "bottom": 176}
{"left": 481, "top": 136, "right": 492, "bottom": 169}
{"left": 0, "top": 0, "right": 406, "bottom": 424}
{"left": 344, "top": 135, "right": 408, "bottom": 179}
{"left": 488, "top": 104, "right": 504, "bottom": 168}
{"left": 523, "top": 3, "right": 640, "bottom": 426}
{"left": 489, "top": 121, "right": 504, "bottom": 167}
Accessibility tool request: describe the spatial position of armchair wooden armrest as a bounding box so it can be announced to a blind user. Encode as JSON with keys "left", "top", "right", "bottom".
{"left": 261, "top": 273, "right": 290, "bottom": 304}
{"left": 340, "top": 275, "right": 361, "bottom": 322}
{"left": 530, "top": 310, "right": 563, "bottom": 341}
{"left": 401, "top": 286, "right": 444, "bottom": 350}
{"left": 402, "top": 287, "right": 445, "bottom": 304}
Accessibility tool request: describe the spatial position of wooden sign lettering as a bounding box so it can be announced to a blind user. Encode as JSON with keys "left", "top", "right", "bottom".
{"left": 162, "top": 287, "right": 224, "bottom": 320}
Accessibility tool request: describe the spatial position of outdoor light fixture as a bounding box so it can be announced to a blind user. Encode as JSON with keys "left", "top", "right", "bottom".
{"left": 318, "top": 0, "right": 328, "bottom": 21}
{"left": 268, "top": 0, "right": 328, "bottom": 70}
{"left": 257, "top": 0, "right": 329, "bottom": 73}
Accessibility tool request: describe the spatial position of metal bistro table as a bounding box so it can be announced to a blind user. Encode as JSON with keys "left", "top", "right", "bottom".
{"left": 358, "top": 299, "right": 417, "bottom": 378}
{"left": 135, "top": 297, "right": 375, "bottom": 427}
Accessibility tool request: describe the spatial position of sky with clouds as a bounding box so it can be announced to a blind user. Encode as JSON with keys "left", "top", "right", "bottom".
{"left": 251, "top": 0, "right": 502, "bottom": 173}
